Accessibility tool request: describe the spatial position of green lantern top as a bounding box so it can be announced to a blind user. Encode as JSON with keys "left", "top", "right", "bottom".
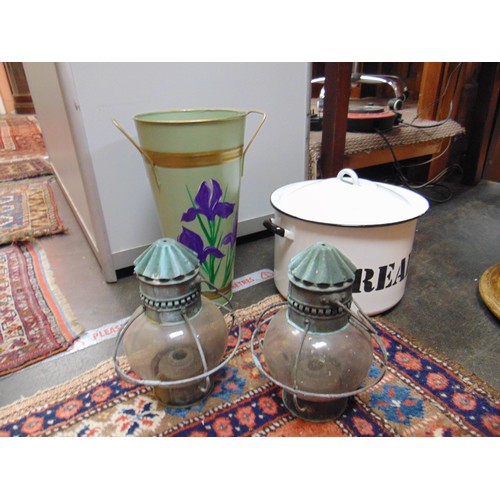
{"left": 288, "top": 242, "right": 357, "bottom": 292}
{"left": 134, "top": 238, "right": 200, "bottom": 283}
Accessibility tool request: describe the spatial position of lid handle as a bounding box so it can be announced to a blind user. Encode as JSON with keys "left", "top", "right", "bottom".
{"left": 338, "top": 168, "right": 361, "bottom": 186}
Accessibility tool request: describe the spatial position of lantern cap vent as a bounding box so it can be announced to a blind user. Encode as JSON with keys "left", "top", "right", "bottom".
{"left": 288, "top": 242, "right": 357, "bottom": 291}
{"left": 134, "top": 238, "right": 199, "bottom": 282}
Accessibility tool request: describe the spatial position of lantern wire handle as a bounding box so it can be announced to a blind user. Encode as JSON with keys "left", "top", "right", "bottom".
{"left": 201, "top": 280, "right": 233, "bottom": 310}
{"left": 291, "top": 318, "right": 310, "bottom": 413}
{"left": 352, "top": 297, "right": 379, "bottom": 335}
{"left": 333, "top": 299, "right": 379, "bottom": 337}
{"left": 252, "top": 301, "right": 288, "bottom": 351}
{"left": 333, "top": 299, "right": 388, "bottom": 375}
{"left": 181, "top": 309, "right": 211, "bottom": 394}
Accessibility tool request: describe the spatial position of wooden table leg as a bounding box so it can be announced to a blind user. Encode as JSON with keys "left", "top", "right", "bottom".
{"left": 320, "top": 62, "right": 351, "bottom": 178}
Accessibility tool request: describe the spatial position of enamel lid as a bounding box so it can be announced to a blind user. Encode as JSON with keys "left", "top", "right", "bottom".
{"left": 270, "top": 169, "right": 429, "bottom": 227}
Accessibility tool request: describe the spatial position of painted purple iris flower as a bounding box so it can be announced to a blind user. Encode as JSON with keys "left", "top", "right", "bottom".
{"left": 181, "top": 179, "right": 234, "bottom": 222}
{"left": 222, "top": 217, "right": 238, "bottom": 247}
{"left": 178, "top": 178, "right": 236, "bottom": 287}
{"left": 178, "top": 227, "right": 224, "bottom": 264}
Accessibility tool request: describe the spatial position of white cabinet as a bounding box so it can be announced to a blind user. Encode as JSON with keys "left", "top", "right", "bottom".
{"left": 25, "top": 62, "right": 311, "bottom": 281}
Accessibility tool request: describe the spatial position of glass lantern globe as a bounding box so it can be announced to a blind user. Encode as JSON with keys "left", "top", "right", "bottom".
{"left": 113, "top": 238, "right": 240, "bottom": 407}
{"left": 252, "top": 242, "right": 387, "bottom": 421}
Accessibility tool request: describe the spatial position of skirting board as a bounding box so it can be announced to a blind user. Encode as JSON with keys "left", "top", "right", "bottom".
{"left": 51, "top": 170, "right": 101, "bottom": 266}
{"left": 111, "top": 213, "right": 273, "bottom": 275}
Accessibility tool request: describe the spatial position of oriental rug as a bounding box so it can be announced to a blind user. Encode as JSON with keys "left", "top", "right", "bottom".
{"left": 0, "top": 158, "right": 53, "bottom": 182}
{"left": 0, "top": 241, "right": 83, "bottom": 377}
{"left": 0, "top": 115, "right": 47, "bottom": 161}
{"left": 0, "top": 177, "right": 65, "bottom": 245}
{"left": 0, "top": 295, "right": 498, "bottom": 437}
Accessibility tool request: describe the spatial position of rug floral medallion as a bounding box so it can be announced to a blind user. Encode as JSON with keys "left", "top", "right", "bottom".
{"left": 0, "top": 241, "right": 83, "bottom": 377}
{"left": 0, "top": 177, "right": 65, "bottom": 245}
{"left": 0, "top": 296, "right": 498, "bottom": 437}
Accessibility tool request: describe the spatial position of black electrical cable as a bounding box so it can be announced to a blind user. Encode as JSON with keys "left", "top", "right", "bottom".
{"left": 375, "top": 128, "right": 455, "bottom": 203}
{"left": 401, "top": 116, "right": 453, "bottom": 129}
{"left": 371, "top": 63, "right": 466, "bottom": 202}
{"left": 400, "top": 63, "right": 464, "bottom": 129}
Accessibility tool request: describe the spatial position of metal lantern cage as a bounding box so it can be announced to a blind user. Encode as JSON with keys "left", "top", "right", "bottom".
{"left": 251, "top": 242, "right": 388, "bottom": 421}
{"left": 113, "top": 238, "right": 241, "bottom": 407}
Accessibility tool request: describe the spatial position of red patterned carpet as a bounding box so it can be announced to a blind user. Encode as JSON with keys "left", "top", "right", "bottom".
{"left": 0, "top": 295, "right": 497, "bottom": 437}
{"left": 0, "top": 177, "right": 65, "bottom": 244}
{"left": 0, "top": 115, "right": 63, "bottom": 245}
{"left": 0, "top": 241, "right": 83, "bottom": 377}
{"left": 0, "top": 115, "right": 79, "bottom": 375}
{"left": 0, "top": 157, "right": 53, "bottom": 182}
{"left": 0, "top": 115, "right": 47, "bottom": 160}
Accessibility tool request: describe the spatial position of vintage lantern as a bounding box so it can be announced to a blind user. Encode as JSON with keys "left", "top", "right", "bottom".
{"left": 251, "top": 242, "right": 387, "bottom": 421}
{"left": 113, "top": 238, "right": 241, "bottom": 407}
